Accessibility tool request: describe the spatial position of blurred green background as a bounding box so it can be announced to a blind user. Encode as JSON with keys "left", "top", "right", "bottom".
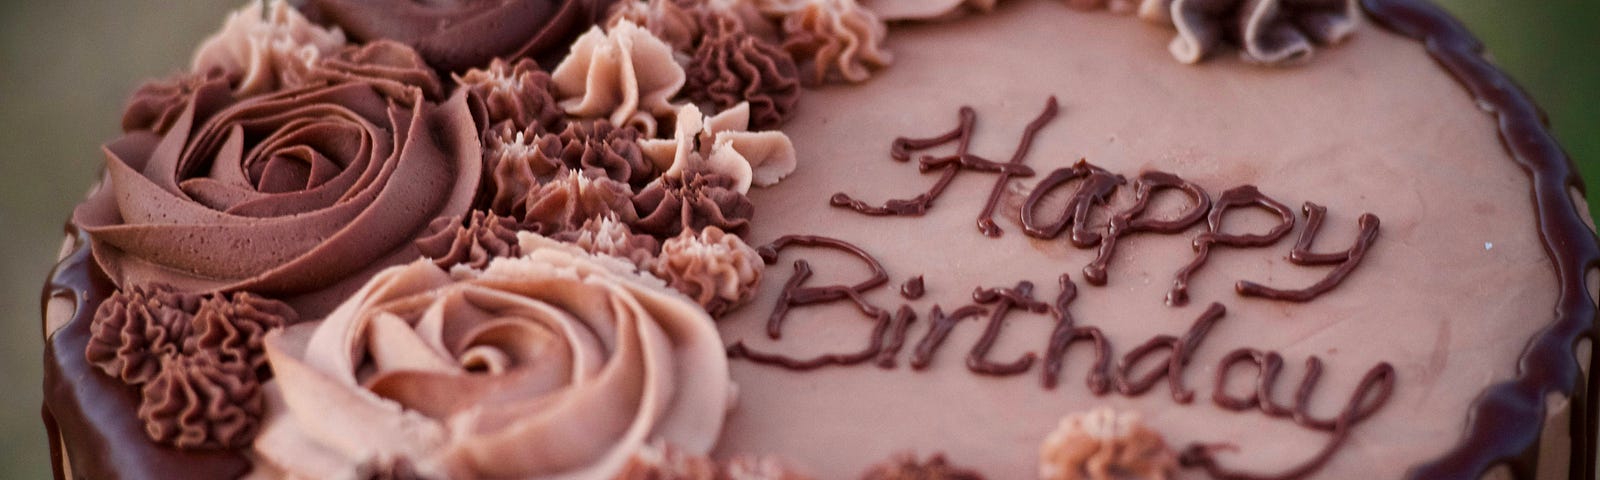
{"left": 0, "top": 1, "right": 1595, "bottom": 478}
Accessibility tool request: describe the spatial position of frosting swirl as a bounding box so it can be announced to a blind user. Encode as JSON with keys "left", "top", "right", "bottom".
{"left": 685, "top": 12, "right": 802, "bottom": 130}
{"left": 249, "top": 244, "right": 731, "bottom": 479}
{"left": 456, "top": 58, "right": 566, "bottom": 134}
{"left": 551, "top": 20, "right": 686, "bottom": 137}
{"left": 415, "top": 211, "right": 524, "bottom": 270}
{"left": 643, "top": 103, "right": 797, "bottom": 194}
{"left": 652, "top": 226, "right": 764, "bottom": 317}
{"left": 297, "top": 0, "right": 619, "bottom": 73}
{"left": 192, "top": 0, "right": 348, "bottom": 97}
{"left": 765, "top": 0, "right": 893, "bottom": 84}
{"left": 74, "top": 73, "right": 482, "bottom": 315}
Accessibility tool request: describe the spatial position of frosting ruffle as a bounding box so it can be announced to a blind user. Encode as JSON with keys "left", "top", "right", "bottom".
{"left": 85, "top": 284, "right": 296, "bottom": 449}
{"left": 297, "top": 0, "right": 618, "bottom": 73}
{"left": 122, "top": 70, "right": 230, "bottom": 135}
{"left": 615, "top": 441, "right": 810, "bottom": 480}
{"left": 685, "top": 13, "right": 802, "bottom": 130}
{"left": 1038, "top": 408, "right": 1178, "bottom": 480}
{"left": 653, "top": 226, "right": 764, "bottom": 317}
{"left": 192, "top": 0, "right": 347, "bottom": 97}
{"left": 292, "top": 40, "right": 446, "bottom": 103}
{"left": 551, "top": 20, "right": 686, "bottom": 137}
{"left": 1128, "top": 0, "right": 1362, "bottom": 65}
{"left": 763, "top": 0, "right": 893, "bottom": 84}
{"left": 456, "top": 58, "right": 566, "bottom": 134}
{"left": 73, "top": 74, "right": 482, "bottom": 315}
{"left": 249, "top": 246, "right": 731, "bottom": 479}
{"left": 643, "top": 103, "right": 797, "bottom": 194}
{"left": 415, "top": 211, "right": 524, "bottom": 270}
{"left": 548, "top": 215, "right": 662, "bottom": 270}
{"left": 608, "top": 0, "right": 706, "bottom": 54}
{"left": 632, "top": 171, "right": 754, "bottom": 239}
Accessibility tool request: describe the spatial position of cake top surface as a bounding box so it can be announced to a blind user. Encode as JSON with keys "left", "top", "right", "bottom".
{"left": 38, "top": 0, "right": 1600, "bottom": 479}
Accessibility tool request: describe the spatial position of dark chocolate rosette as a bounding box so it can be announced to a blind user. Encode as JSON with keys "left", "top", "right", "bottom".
{"left": 297, "top": 0, "right": 621, "bottom": 73}
{"left": 74, "top": 73, "right": 482, "bottom": 315}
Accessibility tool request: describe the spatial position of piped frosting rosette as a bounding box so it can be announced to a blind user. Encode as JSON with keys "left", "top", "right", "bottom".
{"left": 248, "top": 237, "right": 732, "bottom": 479}
{"left": 75, "top": 70, "right": 482, "bottom": 315}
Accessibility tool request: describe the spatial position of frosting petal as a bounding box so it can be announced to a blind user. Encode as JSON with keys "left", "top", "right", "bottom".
{"left": 294, "top": 40, "right": 445, "bottom": 103}
{"left": 252, "top": 248, "right": 731, "bottom": 479}
{"left": 298, "top": 0, "right": 618, "bottom": 73}
{"left": 122, "top": 70, "right": 230, "bottom": 135}
{"left": 551, "top": 21, "right": 686, "bottom": 137}
{"left": 642, "top": 103, "right": 798, "bottom": 194}
{"left": 192, "top": 0, "right": 347, "bottom": 97}
{"left": 652, "top": 226, "right": 764, "bottom": 317}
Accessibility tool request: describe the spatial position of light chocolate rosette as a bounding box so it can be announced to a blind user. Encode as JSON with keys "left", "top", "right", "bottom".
{"left": 74, "top": 72, "right": 482, "bottom": 316}
{"left": 248, "top": 240, "right": 732, "bottom": 479}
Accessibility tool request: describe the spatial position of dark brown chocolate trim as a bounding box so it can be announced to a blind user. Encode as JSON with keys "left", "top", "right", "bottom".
{"left": 1084, "top": 170, "right": 1210, "bottom": 286}
{"left": 1361, "top": 1, "right": 1600, "bottom": 478}
{"left": 1167, "top": 186, "right": 1295, "bottom": 306}
{"left": 1236, "top": 203, "right": 1380, "bottom": 302}
{"left": 966, "top": 281, "right": 1051, "bottom": 376}
{"left": 900, "top": 275, "right": 926, "bottom": 300}
{"left": 41, "top": 227, "right": 250, "bottom": 480}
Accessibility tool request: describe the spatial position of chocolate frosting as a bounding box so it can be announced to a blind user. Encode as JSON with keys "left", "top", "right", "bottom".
{"left": 297, "top": 0, "right": 618, "bottom": 73}
{"left": 614, "top": 441, "right": 811, "bottom": 480}
{"left": 511, "top": 168, "right": 641, "bottom": 235}
{"left": 1130, "top": 0, "right": 1363, "bottom": 65}
{"left": 72, "top": 77, "right": 482, "bottom": 316}
{"left": 121, "top": 70, "right": 229, "bottom": 135}
{"left": 414, "top": 211, "right": 524, "bottom": 270}
{"left": 633, "top": 171, "right": 755, "bottom": 239}
{"left": 860, "top": 454, "right": 985, "bottom": 480}
{"left": 249, "top": 247, "right": 731, "bottom": 479}
{"left": 86, "top": 284, "right": 294, "bottom": 449}
{"left": 768, "top": 0, "right": 894, "bottom": 84}
{"left": 653, "top": 226, "right": 766, "bottom": 317}
{"left": 862, "top": 0, "right": 999, "bottom": 21}
{"left": 294, "top": 40, "right": 446, "bottom": 103}
{"left": 643, "top": 103, "right": 799, "bottom": 194}
{"left": 482, "top": 119, "right": 655, "bottom": 219}
{"left": 685, "top": 12, "right": 802, "bottom": 130}
{"left": 455, "top": 58, "right": 565, "bottom": 134}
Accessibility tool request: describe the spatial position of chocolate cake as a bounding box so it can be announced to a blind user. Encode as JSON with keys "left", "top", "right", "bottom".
{"left": 41, "top": 0, "right": 1600, "bottom": 479}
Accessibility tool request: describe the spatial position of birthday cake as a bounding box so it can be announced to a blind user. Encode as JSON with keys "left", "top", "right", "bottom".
{"left": 40, "top": 0, "right": 1599, "bottom": 479}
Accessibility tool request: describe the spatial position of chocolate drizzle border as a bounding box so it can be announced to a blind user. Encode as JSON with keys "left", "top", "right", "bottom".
{"left": 35, "top": 1, "right": 1600, "bottom": 478}
{"left": 1363, "top": 0, "right": 1599, "bottom": 478}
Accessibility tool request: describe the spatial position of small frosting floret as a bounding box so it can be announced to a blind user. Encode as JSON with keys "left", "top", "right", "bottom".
{"left": 633, "top": 171, "right": 755, "bottom": 239}
{"left": 414, "top": 211, "right": 524, "bottom": 270}
{"left": 86, "top": 284, "right": 296, "bottom": 449}
{"left": 550, "top": 215, "right": 663, "bottom": 271}
{"left": 456, "top": 58, "right": 565, "bottom": 134}
{"left": 1038, "top": 408, "right": 1178, "bottom": 480}
{"left": 763, "top": 0, "right": 893, "bottom": 84}
{"left": 551, "top": 20, "right": 686, "bottom": 137}
{"left": 653, "top": 226, "right": 765, "bottom": 317}
{"left": 615, "top": 441, "right": 812, "bottom": 480}
{"left": 685, "top": 13, "right": 802, "bottom": 130}
{"left": 516, "top": 169, "right": 642, "bottom": 235}
{"left": 642, "top": 103, "right": 798, "bottom": 194}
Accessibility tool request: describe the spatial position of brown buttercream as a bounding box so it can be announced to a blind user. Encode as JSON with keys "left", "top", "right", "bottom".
{"left": 1125, "top": 0, "right": 1363, "bottom": 65}
{"left": 72, "top": 75, "right": 483, "bottom": 316}
{"left": 85, "top": 284, "right": 295, "bottom": 449}
{"left": 414, "top": 211, "right": 524, "bottom": 271}
{"left": 121, "top": 69, "right": 231, "bottom": 135}
{"left": 653, "top": 226, "right": 765, "bottom": 317}
{"left": 293, "top": 40, "right": 446, "bottom": 103}
{"left": 608, "top": 0, "right": 706, "bottom": 53}
{"left": 614, "top": 441, "right": 812, "bottom": 480}
{"left": 456, "top": 58, "right": 566, "bottom": 134}
{"left": 685, "top": 13, "right": 802, "bottom": 130}
{"left": 297, "top": 0, "right": 619, "bottom": 73}
{"left": 514, "top": 168, "right": 642, "bottom": 235}
{"left": 249, "top": 247, "right": 731, "bottom": 479}
{"left": 633, "top": 171, "right": 755, "bottom": 239}
{"left": 766, "top": 0, "right": 893, "bottom": 84}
